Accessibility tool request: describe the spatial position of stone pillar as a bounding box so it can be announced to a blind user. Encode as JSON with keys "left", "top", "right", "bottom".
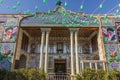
{"left": 98, "top": 17, "right": 106, "bottom": 61}
{"left": 45, "top": 31, "right": 50, "bottom": 73}
{"left": 15, "top": 28, "right": 23, "bottom": 60}
{"left": 39, "top": 31, "right": 45, "bottom": 69}
{"left": 70, "top": 30, "right": 75, "bottom": 79}
{"left": 98, "top": 30, "right": 104, "bottom": 60}
{"left": 90, "top": 62, "right": 92, "bottom": 69}
{"left": 75, "top": 30, "right": 79, "bottom": 74}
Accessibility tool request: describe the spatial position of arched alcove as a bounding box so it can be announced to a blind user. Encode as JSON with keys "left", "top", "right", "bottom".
{"left": 19, "top": 54, "right": 27, "bottom": 68}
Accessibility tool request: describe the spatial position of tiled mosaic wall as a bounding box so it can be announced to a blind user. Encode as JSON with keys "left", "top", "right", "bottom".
{"left": 0, "top": 14, "right": 119, "bottom": 71}
{"left": 102, "top": 22, "right": 120, "bottom": 70}
{"left": 0, "top": 16, "right": 19, "bottom": 70}
{"left": 105, "top": 44, "right": 120, "bottom": 70}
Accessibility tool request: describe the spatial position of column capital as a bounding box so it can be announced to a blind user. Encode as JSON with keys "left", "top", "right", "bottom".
{"left": 69, "top": 28, "right": 79, "bottom": 33}
{"left": 40, "top": 28, "right": 51, "bottom": 33}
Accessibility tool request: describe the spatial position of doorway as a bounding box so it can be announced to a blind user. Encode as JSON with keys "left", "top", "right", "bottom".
{"left": 54, "top": 59, "right": 66, "bottom": 73}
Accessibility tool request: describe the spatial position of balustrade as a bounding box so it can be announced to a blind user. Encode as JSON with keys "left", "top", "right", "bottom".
{"left": 47, "top": 73, "right": 71, "bottom": 80}
{"left": 80, "top": 60, "right": 106, "bottom": 70}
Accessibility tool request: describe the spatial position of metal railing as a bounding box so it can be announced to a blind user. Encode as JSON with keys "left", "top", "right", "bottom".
{"left": 47, "top": 73, "right": 71, "bottom": 80}
{"left": 79, "top": 53, "right": 99, "bottom": 60}
{"left": 80, "top": 60, "right": 106, "bottom": 70}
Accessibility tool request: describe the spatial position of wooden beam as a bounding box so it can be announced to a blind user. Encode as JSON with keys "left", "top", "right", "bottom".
{"left": 88, "top": 31, "right": 97, "bottom": 40}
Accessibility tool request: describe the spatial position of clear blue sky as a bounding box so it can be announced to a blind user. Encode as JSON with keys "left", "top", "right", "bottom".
{"left": 0, "top": 0, "right": 120, "bottom": 14}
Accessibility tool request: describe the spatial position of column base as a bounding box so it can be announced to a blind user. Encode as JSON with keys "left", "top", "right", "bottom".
{"left": 71, "top": 75, "right": 76, "bottom": 80}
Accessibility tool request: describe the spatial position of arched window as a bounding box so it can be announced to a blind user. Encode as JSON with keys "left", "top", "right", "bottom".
{"left": 19, "top": 54, "right": 27, "bottom": 68}
{"left": 57, "top": 42, "right": 63, "bottom": 54}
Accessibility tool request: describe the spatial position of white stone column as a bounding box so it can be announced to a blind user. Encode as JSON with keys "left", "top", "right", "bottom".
{"left": 45, "top": 31, "right": 50, "bottom": 73}
{"left": 103, "top": 62, "right": 106, "bottom": 70}
{"left": 39, "top": 31, "right": 45, "bottom": 69}
{"left": 70, "top": 31, "right": 75, "bottom": 76}
{"left": 95, "top": 62, "right": 98, "bottom": 70}
{"left": 90, "top": 62, "right": 92, "bottom": 69}
{"left": 75, "top": 30, "right": 79, "bottom": 74}
{"left": 81, "top": 61, "right": 84, "bottom": 70}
